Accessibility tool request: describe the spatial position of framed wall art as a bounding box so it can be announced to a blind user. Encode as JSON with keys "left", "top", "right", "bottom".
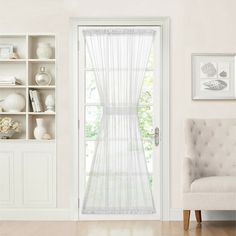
{"left": 0, "top": 44, "right": 13, "bottom": 59}
{"left": 192, "top": 53, "right": 236, "bottom": 100}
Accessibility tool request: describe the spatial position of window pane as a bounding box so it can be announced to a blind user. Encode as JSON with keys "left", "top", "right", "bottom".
{"left": 138, "top": 106, "right": 153, "bottom": 138}
{"left": 86, "top": 71, "right": 100, "bottom": 104}
{"left": 85, "top": 139, "right": 153, "bottom": 185}
{"left": 86, "top": 141, "right": 96, "bottom": 173}
{"left": 85, "top": 106, "right": 103, "bottom": 139}
{"left": 146, "top": 47, "right": 154, "bottom": 69}
{"left": 143, "top": 139, "right": 153, "bottom": 187}
{"left": 143, "top": 139, "right": 153, "bottom": 173}
{"left": 85, "top": 50, "right": 93, "bottom": 69}
{"left": 139, "top": 71, "right": 153, "bottom": 105}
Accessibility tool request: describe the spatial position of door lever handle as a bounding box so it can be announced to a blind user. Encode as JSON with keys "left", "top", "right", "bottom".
{"left": 149, "top": 127, "right": 159, "bottom": 146}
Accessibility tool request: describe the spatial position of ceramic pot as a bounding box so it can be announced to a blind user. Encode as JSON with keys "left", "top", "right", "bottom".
{"left": 35, "top": 66, "right": 51, "bottom": 86}
{"left": 2, "top": 93, "right": 25, "bottom": 112}
{"left": 34, "top": 118, "right": 47, "bottom": 140}
{"left": 36, "top": 43, "right": 53, "bottom": 59}
{"left": 0, "top": 130, "right": 15, "bottom": 139}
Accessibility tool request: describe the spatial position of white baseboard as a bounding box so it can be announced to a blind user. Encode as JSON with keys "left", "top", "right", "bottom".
{"left": 1, "top": 207, "right": 235, "bottom": 221}
{"left": 170, "top": 208, "right": 236, "bottom": 221}
{"left": 0, "top": 208, "right": 73, "bottom": 221}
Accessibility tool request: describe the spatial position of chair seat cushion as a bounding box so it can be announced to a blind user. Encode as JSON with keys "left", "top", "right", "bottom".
{"left": 191, "top": 176, "right": 236, "bottom": 192}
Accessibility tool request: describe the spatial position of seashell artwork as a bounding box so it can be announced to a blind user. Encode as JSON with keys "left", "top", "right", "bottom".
{"left": 193, "top": 54, "right": 235, "bottom": 99}
{"left": 219, "top": 70, "right": 227, "bottom": 78}
{"left": 203, "top": 79, "right": 227, "bottom": 91}
{"left": 201, "top": 62, "right": 217, "bottom": 77}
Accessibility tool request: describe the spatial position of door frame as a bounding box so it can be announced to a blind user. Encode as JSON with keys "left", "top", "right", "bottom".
{"left": 70, "top": 17, "right": 170, "bottom": 221}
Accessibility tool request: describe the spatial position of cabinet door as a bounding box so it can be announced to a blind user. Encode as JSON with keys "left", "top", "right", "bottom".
{"left": 22, "top": 145, "right": 56, "bottom": 207}
{"left": 0, "top": 142, "right": 56, "bottom": 208}
{"left": 0, "top": 151, "right": 14, "bottom": 206}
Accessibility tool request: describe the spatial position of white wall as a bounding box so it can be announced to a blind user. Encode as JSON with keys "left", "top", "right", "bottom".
{"left": 1, "top": 0, "right": 236, "bottom": 213}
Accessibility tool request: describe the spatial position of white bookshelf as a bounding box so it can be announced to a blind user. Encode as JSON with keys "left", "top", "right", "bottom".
{"left": 0, "top": 34, "right": 56, "bottom": 140}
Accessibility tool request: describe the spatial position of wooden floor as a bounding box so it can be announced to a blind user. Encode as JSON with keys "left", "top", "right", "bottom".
{"left": 0, "top": 221, "right": 235, "bottom": 236}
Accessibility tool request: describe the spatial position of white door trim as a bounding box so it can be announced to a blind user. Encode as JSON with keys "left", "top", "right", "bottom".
{"left": 70, "top": 17, "right": 170, "bottom": 221}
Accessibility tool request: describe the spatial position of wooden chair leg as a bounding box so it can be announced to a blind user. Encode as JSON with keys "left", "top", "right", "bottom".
{"left": 195, "top": 210, "right": 202, "bottom": 223}
{"left": 183, "top": 210, "right": 190, "bottom": 230}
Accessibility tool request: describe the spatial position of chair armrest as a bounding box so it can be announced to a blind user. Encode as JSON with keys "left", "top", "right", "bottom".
{"left": 183, "top": 157, "right": 198, "bottom": 192}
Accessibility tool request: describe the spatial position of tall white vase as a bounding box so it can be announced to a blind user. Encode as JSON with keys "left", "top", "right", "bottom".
{"left": 34, "top": 118, "right": 47, "bottom": 140}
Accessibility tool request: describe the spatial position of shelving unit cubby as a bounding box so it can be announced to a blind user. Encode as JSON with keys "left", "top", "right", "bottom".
{"left": 0, "top": 34, "right": 56, "bottom": 140}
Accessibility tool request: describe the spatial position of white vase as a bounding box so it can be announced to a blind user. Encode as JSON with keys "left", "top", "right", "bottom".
{"left": 2, "top": 93, "right": 25, "bottom": 112}
{"left": 36, "top": 43, "right": 53, "bottom": 59}
{"left": 45, "top": 94, "right": 55, "bottom": 113}
{"left": 34, "top": 118, "right": 47, "bottom": 140}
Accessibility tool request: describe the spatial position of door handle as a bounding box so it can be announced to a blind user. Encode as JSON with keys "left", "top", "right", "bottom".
{"left": 149, "top": 127, "right": 160, "bottom": 146}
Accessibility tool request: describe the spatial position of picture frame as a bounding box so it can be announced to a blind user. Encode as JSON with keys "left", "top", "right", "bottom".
{"left": 0, "top": 44, "right": 13, "bottom": 59}
{"left": 192, "top": 53, "right": 236, "bottom": 100}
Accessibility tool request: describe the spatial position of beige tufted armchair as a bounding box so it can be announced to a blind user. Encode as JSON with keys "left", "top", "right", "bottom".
{"left": 183, "top": 119, "right": 236, "bottom": 230}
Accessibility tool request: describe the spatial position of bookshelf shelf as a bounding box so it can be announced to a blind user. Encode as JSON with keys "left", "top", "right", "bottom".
{"left": 0, "top": 34, "right": 56, "bottom": 141}
{"left": 0, "top": 112, "right": 26, "bottom": 115}
{"left": 0, "top": 59, "right": 27, "bottom": 62}
{"left": 28, "top": 59, "right": 56, "bottom": 62}
{"left": 27, "top": 139, "right": 56, "bottom": 141}
{"left": 0, "top": 86, "right": 27, "bottom": 88}
{"left": 28, "top": 86, "right": 56, "bottom": 89}
{"left": 28, "top": 112, "right": 56, "bottom": 115}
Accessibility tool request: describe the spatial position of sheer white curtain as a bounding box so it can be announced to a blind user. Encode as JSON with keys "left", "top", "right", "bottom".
{"left": 83, "top": 28, "right": 156, "bottom": 214}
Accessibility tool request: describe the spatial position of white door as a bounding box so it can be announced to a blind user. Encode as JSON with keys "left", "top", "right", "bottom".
{"left": 78, "top": 25, "right": 161, "bottom": 220}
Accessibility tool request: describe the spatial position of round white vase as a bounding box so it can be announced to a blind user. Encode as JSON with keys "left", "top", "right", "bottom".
{"left": 36, "top": 43, "right": 53, "bottom": 59}
{"left": 34, "top": 118, "right": 47, "bottom": 140}
{"left": 2, "top": 93, "right": 26, "bottom": 112}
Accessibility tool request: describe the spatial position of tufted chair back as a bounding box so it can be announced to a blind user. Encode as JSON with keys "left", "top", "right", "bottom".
{"left": 185, "top": 119, "right": 236, "bottom": 177}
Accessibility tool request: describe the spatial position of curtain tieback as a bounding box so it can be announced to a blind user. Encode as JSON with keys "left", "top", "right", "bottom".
{"left": 104, "top": 106, "right": 137, "bottom": 115}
